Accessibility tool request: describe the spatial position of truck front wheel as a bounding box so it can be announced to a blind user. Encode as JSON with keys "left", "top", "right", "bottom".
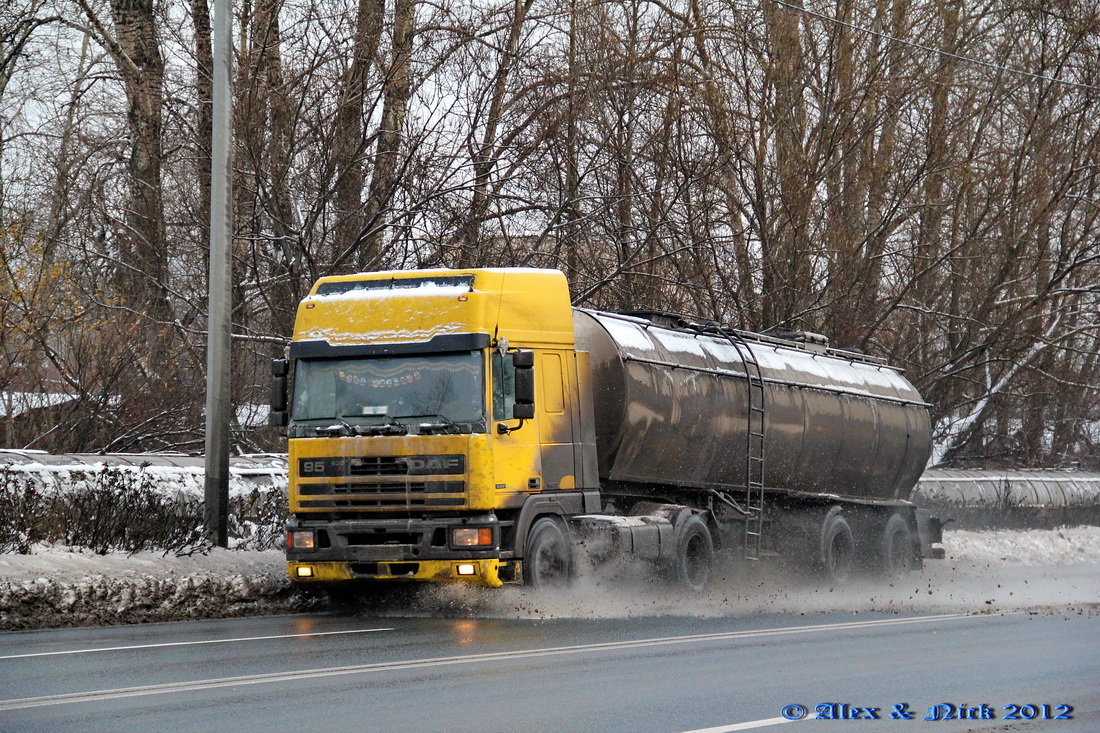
{"left": 523, "top": 517, "right": 574, "bottom": 589}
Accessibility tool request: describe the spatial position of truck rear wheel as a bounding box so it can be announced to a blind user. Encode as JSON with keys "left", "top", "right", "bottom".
{"left": 820, "top": 509, "right": 854, "bottom": 583}
{"left": 879, "top": 513, "right": 915, "bottom": 577}
{"left": 523, "top": 517, "right": 574, "bottom": 589}
{"left": 669, "top": 515, "right": 714, "bottom": 592}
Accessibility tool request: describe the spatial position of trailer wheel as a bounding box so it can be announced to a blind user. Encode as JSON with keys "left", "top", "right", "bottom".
{"left": 879, "top": 514, "right": 915, "bottom": 577}
{"left": 670, "top": 515, "right": 714, "bottom": 592}
{"left": 819, "top": 509, "right": 854, "bottom": 583}
{"left": 523, "top": 517, "right": 574, "bottom": 589}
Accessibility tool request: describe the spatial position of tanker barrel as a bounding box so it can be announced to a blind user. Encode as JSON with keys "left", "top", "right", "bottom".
{"left": 573, "top": 309, "right": 932, "bottom": 502}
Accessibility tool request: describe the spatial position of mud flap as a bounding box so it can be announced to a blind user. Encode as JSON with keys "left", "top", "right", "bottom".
{"left": 915, "top": 509, "right": 946, "bottom": 560}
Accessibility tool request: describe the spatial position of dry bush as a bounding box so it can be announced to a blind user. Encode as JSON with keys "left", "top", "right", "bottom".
{"left": 229, "top": 487, "right": 290, "bottom": 551}
{"left": 0, "top": 468, "right": 47, "bottom": 554}
{"left": 46, "top": 466, "right": 208, "bottom": 556}
{"left": 0, "top": 465, "right": 288, "bottom": 556}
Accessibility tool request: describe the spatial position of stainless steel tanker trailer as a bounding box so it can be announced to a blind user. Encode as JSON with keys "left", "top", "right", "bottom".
{"left": 276, "top": 268, "right": 942, "bottom": 591}
{"left": 571, "top": 309, "right": 941, "bottom": 587}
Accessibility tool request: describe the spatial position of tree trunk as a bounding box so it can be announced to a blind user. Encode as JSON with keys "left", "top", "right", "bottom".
{"left": 457, "top": 0, "right": 534, "bottom": 268}
{"left": 192, "top": 0, "right": 213, "bottom": 285}
{"left": 108, "top": 0, "right": 169, "bottom": 321}
{"left": 357, "top": 0, "right": 414, "bottom": 270}
{"left": 761, "top": 0, "right": 813, "bottom": 329}
{"left": 332, "top": 0, "right": 385, "bottom": 270}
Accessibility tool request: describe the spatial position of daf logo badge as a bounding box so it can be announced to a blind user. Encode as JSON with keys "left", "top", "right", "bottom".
{"left": 404, "top": 455, "right": 464, "bottom": 474}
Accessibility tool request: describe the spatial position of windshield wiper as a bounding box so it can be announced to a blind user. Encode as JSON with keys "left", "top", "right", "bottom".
{"left": 401, "top": 413, "right": 463, "bottom": 435}
{"left": 363, "top": 415, "right": 409, "bottom": 436}
{"left": 312, "top": 415, "right": 410, "bottom": 437}
{"left": 314, "top": 418, "right": 357, "bottom": 437}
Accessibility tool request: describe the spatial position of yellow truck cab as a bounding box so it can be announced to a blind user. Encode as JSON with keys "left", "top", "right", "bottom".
{"left": 274, "top": 268, "right": 599, "bottom": 587}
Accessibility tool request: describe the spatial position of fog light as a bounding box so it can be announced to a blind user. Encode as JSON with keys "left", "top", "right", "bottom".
{"left": 296, "top": 566, "right": 314, "bottom": 578}
{"left": 451, "top": 527, "right": 493, "bottom": 547}
{"left": 456, "top": 563, "right": 477, "bottom": 576}
{"left": 287, "top": 530, "right": 316, "bottom": 549}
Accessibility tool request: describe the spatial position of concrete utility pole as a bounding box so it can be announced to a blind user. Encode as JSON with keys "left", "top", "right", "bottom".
{"left": 204, "top": 0, "right": 233, "bottom": 547}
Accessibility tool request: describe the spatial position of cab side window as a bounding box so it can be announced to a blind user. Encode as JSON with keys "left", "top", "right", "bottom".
{"left": 491, "top": 352, "right": 516, "bottom": 421}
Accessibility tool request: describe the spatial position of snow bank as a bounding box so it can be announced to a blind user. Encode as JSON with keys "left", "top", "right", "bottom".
{"left": 944, "top": 526, "right": 1100, "bottom": 565}
{"left": 0, "top": 545, "right": 288, "bottom": 585}
{"left": 0, "top": 548, "right": 298, "bottom": 631}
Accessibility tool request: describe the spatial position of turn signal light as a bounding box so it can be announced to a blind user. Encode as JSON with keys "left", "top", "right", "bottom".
{"left": 451, "top": 527, "right": 493, "bottom": 547}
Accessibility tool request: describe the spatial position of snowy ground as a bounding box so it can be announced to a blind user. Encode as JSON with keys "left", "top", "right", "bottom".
{"left": 2, "top": 527, "right": 1098, "bottom": 630}
{"left": 0, "top": 549, "right": 295, "bottom": 630}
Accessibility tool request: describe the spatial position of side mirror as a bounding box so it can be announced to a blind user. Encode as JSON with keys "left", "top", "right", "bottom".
{"left": 513, "top": 351, "right": 535, "bottom": 413}
{"left": 498, "top": 351, "right": 535, "bottom": 434}
{"left": 270, "top": 359, "right": 289, "bottom": 425}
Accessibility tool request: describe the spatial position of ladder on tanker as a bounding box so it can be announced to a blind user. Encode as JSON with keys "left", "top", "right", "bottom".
{"left": 723, "top": 329, "right": 767, "bottom": 561}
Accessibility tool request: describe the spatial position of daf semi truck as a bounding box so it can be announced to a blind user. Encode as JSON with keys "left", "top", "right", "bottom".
{"left": 271, "top": 268, "right": 942, "bottom": 591}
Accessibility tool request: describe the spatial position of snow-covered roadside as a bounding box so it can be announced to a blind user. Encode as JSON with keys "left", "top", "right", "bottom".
{"left": 0, "top": 546, "right": 287, "bottom": 585}
{"left": 0, "top": 549, "right": 296, "bottom": 630}
{"left": 2, "top": 527, "right": 1099, "bottom": 630}
{"left": 941, "top": 526, "right": 1100, "bottom": 565}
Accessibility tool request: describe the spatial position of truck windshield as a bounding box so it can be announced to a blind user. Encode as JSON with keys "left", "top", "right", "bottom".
{"left": 291, "top": 351, "right": 486, "bottom": 433}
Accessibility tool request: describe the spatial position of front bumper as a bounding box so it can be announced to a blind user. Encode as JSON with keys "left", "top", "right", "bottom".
{"left": 285, "top": 514, "right": 518, "bottom": 587}
{"left": 288, "top": 558, "right": 515, "bottom": 587}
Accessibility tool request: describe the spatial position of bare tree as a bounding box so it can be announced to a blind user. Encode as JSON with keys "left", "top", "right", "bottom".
{"left": 74, "top": 0, "right": 171, "bottom": 321}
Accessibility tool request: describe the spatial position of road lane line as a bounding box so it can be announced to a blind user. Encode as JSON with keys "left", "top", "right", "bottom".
{"left": 0, "top": 613, "right": 1011, "bottom": 711}
{"left": 681, "top": 716, "right": 815, "bottom": 732}
{"left": 0, "top": 628, "right": 394, "bottom": 660}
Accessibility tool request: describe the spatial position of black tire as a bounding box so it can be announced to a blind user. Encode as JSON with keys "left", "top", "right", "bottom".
{"left": 879, "top": 513, "right": 915, "bottom": 577}
{"left": 819, "top": 509, "right": 854, "bottom": 583}
{"left": 523, "top": 517, "right": 574, "bottom": 589}
{"left": 669, "top": 515, "right": 715, "bottom": 592}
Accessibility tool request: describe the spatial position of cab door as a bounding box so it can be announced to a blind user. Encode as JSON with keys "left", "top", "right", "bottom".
{"left": 490, "top": 350, "right": 541, "bottom": 508}
{"left": 538, "top": 351, "right": 576, "bottom": 490}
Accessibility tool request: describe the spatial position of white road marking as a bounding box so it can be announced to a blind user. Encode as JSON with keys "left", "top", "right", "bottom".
{"left": 0, "top": 613, "right": 1004, "bottom": 711}
{"left": 680, "top": 716, "right": 813, "bottom": 731}
{"left": 0, "top": 628, "right": 394, "bottom": 660}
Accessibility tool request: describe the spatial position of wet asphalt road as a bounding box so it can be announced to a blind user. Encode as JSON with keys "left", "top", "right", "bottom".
{"left": 1, "top": 608, "right": 1097, "bottom": 732}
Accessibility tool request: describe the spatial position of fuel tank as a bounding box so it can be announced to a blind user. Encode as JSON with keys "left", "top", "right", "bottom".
{"left": 574, "top": 310, "right": 932, "bottom": 501}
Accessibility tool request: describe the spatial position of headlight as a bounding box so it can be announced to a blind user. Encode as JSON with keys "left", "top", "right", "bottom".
{"left": 287, "top": 530, "right": 316, "bottom": 549}
{"left": 451, "top": 527, "right": 493, "bottom": 547}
